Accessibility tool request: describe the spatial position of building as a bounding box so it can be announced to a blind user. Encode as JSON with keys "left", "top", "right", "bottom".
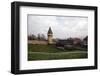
{"left": 28, "top": 26, "right": 88, "bottom": 49}
{"left": 72, "top": 38, "right": 82, "bottom": 45}
{"left": 81, "top": 36, "right": 88, "bottom": 49}
{"left": 56, "top": 38, "right": 81, "bottom": 47}
{"left": 47, "top": 27, "right": 53, "bottom": 44}
{"left": 28, "top": 27, "right": 54, "bottom": 45}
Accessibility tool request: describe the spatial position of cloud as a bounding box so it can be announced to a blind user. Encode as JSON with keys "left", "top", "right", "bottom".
{"left": 28, "top": 15, "right": 88, "bottom": 39}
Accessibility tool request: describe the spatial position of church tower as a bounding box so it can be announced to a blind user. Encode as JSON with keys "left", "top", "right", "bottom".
{"left": 47, "top": 27, "right": 53, "bottom": 44}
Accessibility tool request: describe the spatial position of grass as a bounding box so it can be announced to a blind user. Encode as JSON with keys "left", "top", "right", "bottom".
{"left": 28, "top": 44, "right": 62, "bottom": 53}
{"left": 28, "top": 44, "right": 88, "bottom": 61}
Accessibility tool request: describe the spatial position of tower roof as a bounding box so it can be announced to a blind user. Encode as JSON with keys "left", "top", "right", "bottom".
{"left": 48, "top": 27, "right": 53, "bottom": 34}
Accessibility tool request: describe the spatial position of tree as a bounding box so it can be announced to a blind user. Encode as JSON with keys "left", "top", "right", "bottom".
{"left": 37, "top": 34, "right": 41, "bottom": 40}
{"left": 41, "top": 34, "right": 46, "bottom": 40}
{"left": 28, "top": 34, "right": 37, "bottom": 40}
{"left": 37, "top": 33, "right": 46, "bottom": 40}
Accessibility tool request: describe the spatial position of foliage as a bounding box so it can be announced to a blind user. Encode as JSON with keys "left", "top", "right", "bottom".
{"left": 37, "top": 34, "right": 46, "bottom": 40}
{"left": 28, "top": 34, "right": 37, "bottom": 40}
{"left": 28, "top": 33, "right": 46, "bottom": 40}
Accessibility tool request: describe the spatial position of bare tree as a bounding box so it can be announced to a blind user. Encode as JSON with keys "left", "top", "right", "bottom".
{"left": 37, "top": 33, "right": 46, "bottom": 40}
{"left": 28, "top": 34, "right": 37, "bottom": 40}
{"left": 37, "top": 34, "right": 41, "bottom": 40}
{"left": 41, "top": 34, "right": 46, "bottom": 40}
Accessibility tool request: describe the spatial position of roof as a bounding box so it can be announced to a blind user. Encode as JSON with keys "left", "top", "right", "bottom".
{"left": 57, "top": 39, "right": 73, "bottom": 45}
{"left": 48, "top": 27, "right": 53, "bottom": 34}
{"left": 83, "top": 36, "right": 88, "bottom": 41}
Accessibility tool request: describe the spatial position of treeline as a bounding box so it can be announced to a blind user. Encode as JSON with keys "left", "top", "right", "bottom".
{"left": 28, "top": 34, "right": 46, "bottom": 40}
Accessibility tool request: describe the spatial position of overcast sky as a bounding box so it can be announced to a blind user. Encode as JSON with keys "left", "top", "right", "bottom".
{"left": 27, "top": 14, "right": 88, "bottom": 39}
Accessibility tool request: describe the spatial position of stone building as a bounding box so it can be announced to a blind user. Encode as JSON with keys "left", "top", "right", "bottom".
{"left": 28, "top": 27, "right": 54, "bottom": 45}
{"left": 47, "top": 27, "right": 53, "bottom": 44}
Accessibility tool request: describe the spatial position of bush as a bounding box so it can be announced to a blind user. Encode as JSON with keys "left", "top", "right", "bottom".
{"left": 64, "top": 45, "right": 75, "bottom": 51}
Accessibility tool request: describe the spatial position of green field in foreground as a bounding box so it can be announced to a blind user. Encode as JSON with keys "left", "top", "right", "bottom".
{"left": 28, "top": 44, "right": 88, "bottom": 61}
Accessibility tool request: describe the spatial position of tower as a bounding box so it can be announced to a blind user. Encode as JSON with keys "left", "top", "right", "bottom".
{"left": 47, "top": 27, "right": 53, "bottom": 44}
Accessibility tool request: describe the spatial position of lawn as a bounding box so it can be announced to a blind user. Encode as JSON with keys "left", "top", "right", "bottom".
{"left": 28, "top": 44, "right": 88, "bottom": 61}
{"left": 28, "top": 44, "right": 62, "bottom": 53}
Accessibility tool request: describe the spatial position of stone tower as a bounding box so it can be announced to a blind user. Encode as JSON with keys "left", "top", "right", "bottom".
{"left": 47, "top": 27, "right": 53, "bottom": 44}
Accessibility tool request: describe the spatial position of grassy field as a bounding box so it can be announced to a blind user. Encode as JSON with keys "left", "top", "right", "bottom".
{"left": 28, "top": 44, "right": 88, "bottom": 61}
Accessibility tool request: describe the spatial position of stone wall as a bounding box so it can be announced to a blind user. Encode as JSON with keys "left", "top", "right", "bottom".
{"left": 28, "top": 40, "right": 48, "bottom": 45}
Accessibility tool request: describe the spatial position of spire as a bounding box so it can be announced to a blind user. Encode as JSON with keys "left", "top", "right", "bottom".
{"left": 48, "top": 27, "right": 53, "bottom": 34}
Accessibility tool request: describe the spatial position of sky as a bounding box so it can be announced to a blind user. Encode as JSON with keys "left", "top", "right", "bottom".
{"left": 27, "top": 14, "right": 88, "bottom": 39}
